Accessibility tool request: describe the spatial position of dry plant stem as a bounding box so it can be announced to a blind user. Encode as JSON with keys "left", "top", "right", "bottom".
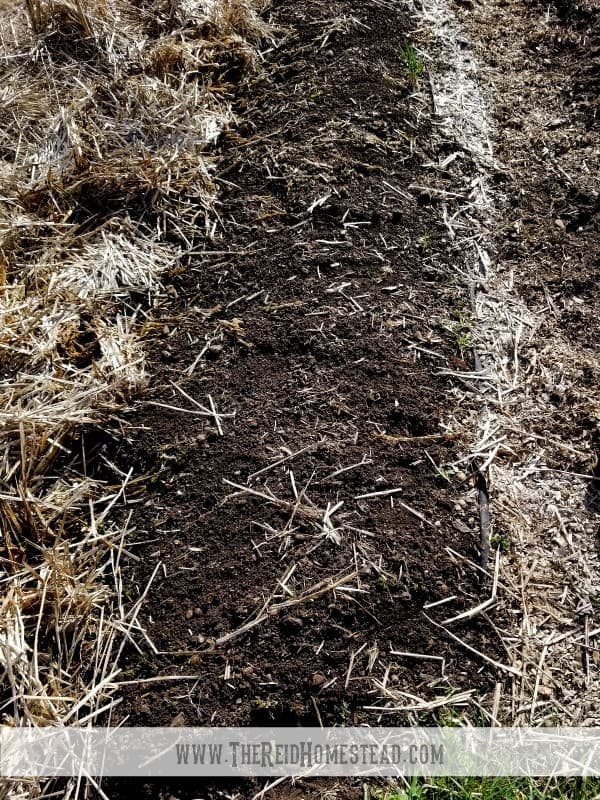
{"left": 424, "top": 613, "right": 521, "bottom": 677}
{"left": 216, "top": 570, "right": 359, "bottom": 646}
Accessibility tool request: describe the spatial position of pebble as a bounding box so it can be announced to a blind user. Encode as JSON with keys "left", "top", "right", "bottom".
{"left": 311, "top": 672, "right": 327, "bottom": 688}
{"left": 184, "top": 608, "right": 194, "bottom": 620}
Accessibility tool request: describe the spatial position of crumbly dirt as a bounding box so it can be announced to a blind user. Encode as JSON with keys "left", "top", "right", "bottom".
{"left": 90, "top": 0, "right": 600, "bottom": 796}
{"left": 104, "top": 0, "right": 502, "bottom": 729}
{"left": 474, "top": 0, "right": 600, "bottom": 364}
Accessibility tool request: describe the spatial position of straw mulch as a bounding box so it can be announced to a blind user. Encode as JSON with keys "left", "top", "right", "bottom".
{"left": 0, "top": 0, "right": 269, "bottom": 775}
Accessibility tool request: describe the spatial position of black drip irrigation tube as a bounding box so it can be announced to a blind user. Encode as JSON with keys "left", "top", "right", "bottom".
{"left": 469, "top": 282, "right": 491, "bottom": 572}
{"left": 471, "top": 456, "right": 491, "bottom": 571}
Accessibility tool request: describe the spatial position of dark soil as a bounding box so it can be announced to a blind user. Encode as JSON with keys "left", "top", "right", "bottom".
{"left": 97, "top": 0, "right": 519, "bottom": 796}
{"left": 455, "top": 0, "right": 600, "bottom": 491}
{"left": 102, "top": 0, "right": 504, "bottom": 726}
{"left": 496, "top": 0, "right": 600, "bottom": 343}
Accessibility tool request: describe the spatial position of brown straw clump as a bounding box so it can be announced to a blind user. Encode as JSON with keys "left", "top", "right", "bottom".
{"left": 0, "top": 0, "right": 270, "bottom": 792}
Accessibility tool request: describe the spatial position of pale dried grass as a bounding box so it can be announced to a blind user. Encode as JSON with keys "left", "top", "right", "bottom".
{"left": 0, "top": 0, "right": 270, "bottom": 795}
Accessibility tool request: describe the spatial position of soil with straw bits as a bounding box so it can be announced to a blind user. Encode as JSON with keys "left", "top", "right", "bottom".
{"left": 105, "top": 0, "right": 506, "bottom": 740}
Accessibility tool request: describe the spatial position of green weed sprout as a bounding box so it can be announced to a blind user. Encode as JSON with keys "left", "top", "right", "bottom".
{"left": 401, "top": 43, "right": 425, "bottom": 87}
